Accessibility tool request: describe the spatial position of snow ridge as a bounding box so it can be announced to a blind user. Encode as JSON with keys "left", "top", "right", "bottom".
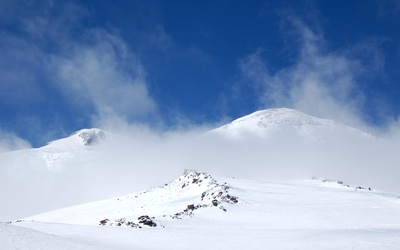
{"left": 100, "top": 170, "right": 239, "bottom": 228}
{"left": 22, "top": 170, "right": 239, "bottom": 229}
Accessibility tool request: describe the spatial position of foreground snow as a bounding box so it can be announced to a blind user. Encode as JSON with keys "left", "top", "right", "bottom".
{"left": 6, "top": 171, "right": 400, "bottom": 249}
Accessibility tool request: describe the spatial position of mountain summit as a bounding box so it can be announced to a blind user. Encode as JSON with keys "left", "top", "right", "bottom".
{"left": 212, "top": 108, "right": 369, "bottom": 139}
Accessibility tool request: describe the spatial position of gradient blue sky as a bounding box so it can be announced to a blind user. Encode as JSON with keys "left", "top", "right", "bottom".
{"left": 1, "top": 0, "right": 400, "bottom": 148}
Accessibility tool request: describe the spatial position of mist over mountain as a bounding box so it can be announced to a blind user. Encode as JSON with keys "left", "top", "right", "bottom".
{"left": 0, "top": 108, "right": 398, "bottom": 222}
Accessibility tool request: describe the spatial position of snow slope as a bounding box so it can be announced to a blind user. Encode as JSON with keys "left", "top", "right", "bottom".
{"left": 1, "top": 128, "right": 108, "bottom": 171}
{"left": 10, "top": 170, "right": 400, "bottom": 249}
{"left": 21, "top": 170, "right": 239, "bottom": 226}
{"left": 0, "top": 222, "right": 104, "bottom": 250}
{"left": 0, "top": 128, "right": 114, "bottom": 220}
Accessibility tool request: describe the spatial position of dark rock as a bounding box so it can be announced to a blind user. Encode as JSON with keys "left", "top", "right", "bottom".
{"left": 230, "top": 196, "right": 238, "bottom": 203}
{"left": 138, "top": 215, "right": 157, "bottom": 227}
{"left": 99, "top": 219, "right": 109, "bottom": 225}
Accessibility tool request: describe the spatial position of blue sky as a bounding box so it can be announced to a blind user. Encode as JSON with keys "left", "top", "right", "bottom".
{"left": 1, "top": 0, "right": 400, "bottom": 148}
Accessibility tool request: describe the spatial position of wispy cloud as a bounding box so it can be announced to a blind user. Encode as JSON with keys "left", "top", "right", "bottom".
{"left": 0, "top": 1, "right": 158, "bottom": 146}
{"left": 239, "top": 15, "right": 376, "bottom": 128}
{"left": 52, "top": 29, "right": 157, "bottom": 124}
{"left": 0, "top": 129, "right": 31, "bottom": 153}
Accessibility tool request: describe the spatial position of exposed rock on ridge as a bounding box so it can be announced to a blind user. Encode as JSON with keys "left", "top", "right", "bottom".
{"left": 99, "top": 170, "right": 239, "bottom": 228}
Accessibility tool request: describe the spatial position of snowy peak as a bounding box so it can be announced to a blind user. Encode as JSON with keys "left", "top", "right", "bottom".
{"left": 217, "top": 108, "right": 336, "bottom": 131}
{"left": 213, "top": 108, "right": 368, "bottom": 139}
{"left": 22, "top": 170, "right": 239, "bottom": 228}
{"left": 160, "top": 169, "right": 239, "bottom": 212}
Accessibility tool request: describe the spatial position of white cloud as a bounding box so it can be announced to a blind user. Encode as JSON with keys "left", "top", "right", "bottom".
{"left": 0, "top": 1, "right": 158, "bottom": 140}
{"left": 52, "top": 29, "right": 157, "bottom": 124}
{"left": 234, "top": 15, "right": 400, "bottom": 194}
{"left": 239, "top": 17, "right": 368, "bottom": 128}
{"left": 0, "top": 130, "right": 31, "bottom": 153}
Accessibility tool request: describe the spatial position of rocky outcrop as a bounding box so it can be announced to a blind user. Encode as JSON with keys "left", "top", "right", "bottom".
{"left": 99, "top": 215, "right": 158, "bottom": 228}
{"left": 98, "top": 170, "right": 240, "bottom": 228}
{"left": 75, "top": 129, "right": 106, "bottom": 146}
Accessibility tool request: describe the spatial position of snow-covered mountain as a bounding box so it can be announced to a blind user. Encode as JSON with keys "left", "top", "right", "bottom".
{"left": 211, "top": 108, "right": 371, "bottom": 139}
{"left": 0, "top": 108, "right": 382, "bottom": 222}
{"left": 21, "top": 170, "right": 239, "bottom": 227}
{"left": 1, "top": 128, "right": 109, "bottom": 171}
{"left": 2, "top": 108, "right": 399, "bottom": 249}
{"left": 6, "top": 170, "right": 400, "bottom": 249}
{"left": 0, "top": 128, "right": 117, "bottom": 220}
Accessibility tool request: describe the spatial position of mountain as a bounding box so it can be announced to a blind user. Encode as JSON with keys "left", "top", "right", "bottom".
{"left": 0, "top": 108, "right": 387, "bottom": 222}
{"left": 21, "top": 170, "right": 239, "bottom": 226}
{"left": 210, "top": 108, "right": 371, "bottom": 140}
{"left": 1, "top": 128, "right": 109, "bottom": 172}
{"left": 8, "top": 170, "right": 400, "bottom": 249}
{"left": 0, "top": 128, "right": 116, "bottom": 221}
{"left": 1, "top": 108, "right": 399, "bottom": 248}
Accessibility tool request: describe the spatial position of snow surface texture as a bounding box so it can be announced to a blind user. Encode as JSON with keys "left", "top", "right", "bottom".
{"left": 0, "top": 222, "right": 100, "bottom": 250}
{"left": 8, "top": 170, "right": 400, "bottom": 249}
